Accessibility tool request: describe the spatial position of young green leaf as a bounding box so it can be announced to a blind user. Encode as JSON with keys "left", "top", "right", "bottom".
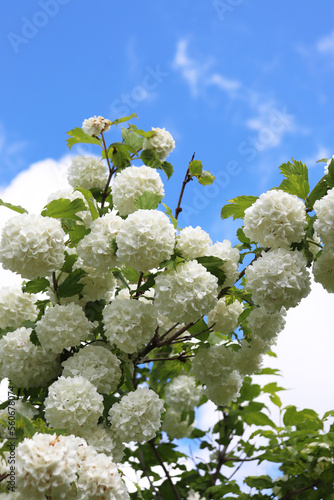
{"left": 195, "top": 256, "right": 226, "bottom": 285}
{"left": 121, "top": 127, "right": 145, "bottom": 152}
{"left": 277, "top": 159, "right": 310, "bottom": 200}
{"left": 66, "top": 127, "right": 102, "bottom": 149}
{"left": 41, "top": 198, "right": 87, "bottom": 221}
{"left": 107, "top": 142, "right": 131, "bottom": 169}
{"left": 140, "top": 149, "right": 162, "bottom": 169}
{"left": 60, "top": 251, "right": 78, "bottom": 274}
{"left": 161, "top": 161, "right": 174, "bottom": 179}
{"left": 0, "top": 199, "right": 28, "bottom": 214}
{"left": 189, "top": 160, "right": 203, "bottom": 176}
{"left": 197, "top": 170, "right": 215, "bottom": 185}
{"left": 110, "top": 113, "right": 138, "bottom": 126}
{"left": 57, "top": 269, "right": 87, "bottom": 298}
{"left": 22, "top": 277, "right": 50, "bottom": 294}
{"left": 221, "top": 195, "right": 258, "bottom": 220}
{"left": 74, "top": 188, "right": 100, "bottom": 220}
{"left": 306, "top": 177, "right": 328, "bottom": 210}
{"left": 162, "top": 203, "right": 178, "bottom": 229}
{"left": 134, "top": 191, "right": 164, "bottom": 210}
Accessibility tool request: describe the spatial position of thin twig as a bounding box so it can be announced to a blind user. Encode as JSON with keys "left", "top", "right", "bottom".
{"left": 174, "top": 153, "right": 195, "bottom": 220}
{"left": 280, "top": 479, "right": 321, "bottom": 499}
{"left": 142, "top": 354, "right": 193, "bottom": 363}
{"left": 138, "top": 449, "right": 163, "bottom": 500}
{"left": 100, "top": 132, "right": 117, "bottom": 209}
{"left": 148, "top": 440, "right": 181, "bottom": 500}
{"left": 133, "top": 272, "right": 144, "bottom": 299}
{"left": 52, "top": 272, "right": 60, "bottom": 304}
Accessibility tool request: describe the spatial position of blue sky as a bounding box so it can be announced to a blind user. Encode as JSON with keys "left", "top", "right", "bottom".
{"left": 1, "top": 0, "right": 334, "bottom": 242}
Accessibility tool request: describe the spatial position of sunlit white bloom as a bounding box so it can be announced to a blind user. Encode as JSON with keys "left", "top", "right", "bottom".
{"left": 142, "top": 127, "right": 175, "bottom": 160}
{"left": 206, "top": 240, "right": 240, "bottom": 287}
{"left": 162, "top": 408, "right": 195, "bottom": 440}
{"left": 67, "top": 155, "right": 108, "bottom": 191}
{"left": 247, "top": 306, "right": 286, "bottom": 343}
{"left": 313, "top": 245, "right": 334, "bottom": 293}
{"left": 314, "top": 187, "right": 334, "bottom": 245}
{"left": 176, "top": 226, "right": 212, "bottom": 260}
{"left": 207, "top": 297, "right": 244, "bottom": 332}
{"left": 77, "top": 424, "right": 125, "bottom": 462}
{"left": 164, "top": 375, "right": 202, "bottom": 412}
{"left": 0, "top": 286, "right": 37, "bottom": 329}
{"left": 82, "top": 115, "right": 111, "bottom": 137}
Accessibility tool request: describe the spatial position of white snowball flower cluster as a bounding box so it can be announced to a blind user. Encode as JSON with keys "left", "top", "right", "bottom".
{"left": 142, "top": 127, "right": 175, "bottom": 160}
{"left": 0, "top": 214, "right": 65, "bottom": 279}
{"left": 187, "top": 490, "right": 206, "bottom": 500}
{"left": 112, "top": 165, "right": 165, "bottom": 216}
{"left": 207, "top": 297, "right": 244, "bottom": 332}
{"left": 162, "top": 408, "right": 194, "bottom": 440}
{"left": 164, "top": 375, "right": 202, "bottom": 412}
{"left": 67, "top": 155, "right": 108, "bottom": 191}
{"left": 0, "top": 328, "right": 60, "bottom": 388}
{"left": 116, "top": 209, "right": 175, "bottom": 272}
{"left": 77, "top": 212, "right": 123, "bottom": 270}
{"left": 36, "top": 303, "right": 93, "bottom": 353}
{"left": 247, "top": 306, "right": 286, "bottom": 343}
{"left": 78, "top": 268, "right": 116, "bottom": 303}
{"left": 77, "top": 424, "right": 125, "bottom": 462}
{"left": 244, "top": 190, "right": 307, "bottom": 248}
{"left": 206, "top": 240, "right": 240, "bottom": 287}
{"left": 313, "top": 246, "right": 334, "bottom": 293}
{"left": 246, "top": 248, "right": 311, "bottom": 312}
{"left": 234, "top": 338, "right": 267, "bottom": 376}
{"left": 103, "top": 299, "right": 158, "bottom": 353}
{"left": 155, "top": 260, "right": 218, "bottom": 323}
{"left": 192, "top": 344, "right": 243, "bottom": 406}
{"left": 108, "top": 387, "right": 165, "bottom": 443}
{"left": 62, "top": 344, "right": 122, "bottom": 393}
{"left": 0, "top": 286, "right": 37, "bottom": 329}
{"left": 176, "top": 226, "right": 212, "bottom": 260}
{"left": 82, "top": 115, "right": 111, "bottom": 137}
{"left": 324, "top": 155, "right": 334, "bottom": 175}
{"left": 44, "top": 376, "right": 104, "bottom": 434}
{"left": 314, "top": 187, "right": 334, "bottom": 245}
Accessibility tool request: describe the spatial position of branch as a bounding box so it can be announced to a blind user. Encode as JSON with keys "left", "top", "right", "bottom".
{"left": 100, "top": 132, "right": 117, "bottom": 209}
{"left": 138, "top": 448, "right": 164, "bottom": 500}
{"left": 148, "top": 440, "right": 181, "bottom": 500}
{"left": 174, "top": 153, "right": 195, "bottom": 220}
{"left": 280, "top": 479, "right": 321, "bottom": 500}
{"left": 157, "top": 322, "right": 194, "bottom": 347}
{"left": 133, "top": 272, "right": 144, "bottom": 299}
{"left": 52, "top": 272, "right": 60, "bottom": 304}
{"left": 141, "top": 353, "right": 193, "bottom": 363}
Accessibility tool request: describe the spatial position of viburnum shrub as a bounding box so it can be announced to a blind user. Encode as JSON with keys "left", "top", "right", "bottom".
{"left": 0, "top": 113, "right": 334, "bottom": 499}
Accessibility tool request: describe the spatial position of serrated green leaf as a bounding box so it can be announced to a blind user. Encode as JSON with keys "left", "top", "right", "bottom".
{"left": 189, "top": 160, "right": 203, "bottom": 176}
{"left": 221, "top": 196, "right": 258, "bottom": 220}
{"left": 197, "top": 170, "right": 215, "bottom": 185}
{"left": 111, "top": 269, "right": 129, "bottom": 289}
{"left": 269, "top": 393, "right": 282, "bottom": 407}
{"left": 278, "top": 159, "right": 310, "bottom": 199}
{"left": 66, "top": 127, "right": 102, "bottom": 149}
{"left": 60, "top": 251, "right": 78, "bottom": 274}
{"left": 134, "top": 191, "right": 164, "bottom": 210}
{"left": 121, "top": 127, "right": 144, "bottom": 151}
{"left": 22, "top": 277, "right": 50, "bottom": 294}
{"left": 110, "top": 113, "right": 138, "bottom": 126}
{"left": 29, "top": 329, "right": 41, "bottom": 346}
{"left": 161, "top": 161, "right": 174, "bottom": 179}
{"left": 75, "top": 188, "right": 100, "bottom": 220}
{"left": 306, "top": 177, "right": 328, "bottom": 210}
{"left": 41, "top": 198, "right": 86, "bottom": 221}
{"left": 262, "top": 382, "right": 285, "bottom": 394}
{"left": 0, "top": 198, "right": 28, "bottom": 214}
{"left": 196, "top": 256, "right": 226, "bottom": 285}
{"left": 57, "top": 269, "right": 86, "bottom": 298}
{"left": 128, "top": 124, "right": 156, "bottom": 139}
{"left": 140, "top": 149, "right": 162, "bottom": 169}
{"left": 242, "top": 411, "right": 276, "bottom": 428}
{"left": 162, "top": 203, "right": 178, "bottom": 229}
{"left": 236, "top": 227, "right": 252, "bottom": 245}
{"left": 107, "top": 142, "right": 131, "bottom": 169}
{"left": 109, "top": 238, "right": 118, "bottom": 254}
{"left": 122, "top": 267, "right": 141, "bottom": 283}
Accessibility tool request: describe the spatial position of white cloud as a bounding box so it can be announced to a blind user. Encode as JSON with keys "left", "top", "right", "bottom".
{"left": 317, "top": 31, "right": 334, "bottom": 53}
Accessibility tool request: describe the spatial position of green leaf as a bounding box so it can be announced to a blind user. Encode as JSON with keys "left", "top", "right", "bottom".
{"left": 122, "top": 267, "right": 141, "bottom": 283}
{"left": 60, "top": 251, "right": 78, "bottom": 274}
{"left": 107, "top": 142, "right": 131, "bottom": 169}
{"left": 121, "top": 127, "right": 144, "bottom": 151}
{"left": 277, "top": 159, "right": 310, "bottom": 200}
{"left": 242, "top": 411, "right": 276, "bottom": 428}
{"left": 29, "top": 329, "right": 41, "bottom": 346}
{"left": 111, "top": 269, "right": 129, "bottom": 289}
{"left": 244, "top": 475, "right": 273, "bottom": 490}
{"left": 0, "top": 198, "right": 28, "bottom": 214}
{"left": 262, "top": 382, "right": 285, "bottom": 394}
{"left": 110, "top": 113, "right": 138, "bottom": 126}
{"left": 283, "top": 405, "right": 323, "bottom": 430}
{"left": 140, "top": 149, "right": 162, "bottom": 169}
{"left": 237, "top": 227, "right": 252, "bottom": 245}
{"left": 316, "top": 158, "right": 329, "bottom": 163}
{"left": 221, "top": 196, "right": 258, "bottom": 220}
{"left": 326, "top": 158, "right": 334, "bottom": 188}
{"left": 306, "top": 177, "right": 328, "bottom": 210}
{"left": 109, "top": 238, "right": 118, "bottom": 255}
{"left": 269, "top": 393, "right": 282, "bottom": 408}
{"left": 188, "top": 318, "right": 210, "bottom": 341}
{"left": 134, "top": 191, "right": 164, "bottom": 210}
{"left": 41, "top": 198, "right": 86, "bottom": 221}
{"left": 66, "top": 222, "right": 91, "bottom": 247}
{"left": 66, "top": 127, "right": 102, "bottom": 149}
{"left": 189, "top": 160, "right": 203, "bottom": 176}
{"left": 161, "top": 161, "right": 174, "bottom": 179}
{"left": 128, "top": 124, "right": 156, "bottom": 139}
{"left": 57, "top": 269, "right": 87, "bottom": 298}
{"left": 22, "top": 277, "right": 50, "bottom": 294}
{"left": 75, "top": 188, "right": 99, "bottom": 220}
{"left": 197, "top": 170, "right": 215, "bottom": 185}
{"left": 196, "top": 256, "right": 226, "bottom": 286}
{"left": 162, "top": 203, "right": 178, "bottom": 229}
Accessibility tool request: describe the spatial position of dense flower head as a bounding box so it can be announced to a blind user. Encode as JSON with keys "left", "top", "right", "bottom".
{"left": 0, "top": 286, "right": 37, "bottom": 329}
{"left": 0, "top": 214, "right": 65, "bottom": 279}
{"left": 108, "top": 387, "right": 165, "bottom": 443}
{"left": 142, "top": 127, "right": 175, "bottom": 160}
{"left": 61, "top": 345, "right": 122, "bottom": 393}
{"left": 77, "top": 424, "right": 125, "bottom": 462}
{"left": 162, "top": 408, "right": 195, "bottom": 440}
{"left": 77, "top": 212, "right": 123, "bottom": 271}
{"left": 75, "top": 266, "right": 117, "bottom": 304}
{"left": 234, "top": 338, "right": 266, "bottom": 376}
{"left": 82, "top": 115, "right": 111, "bottom": 137}
{"left": 164, "top": 375, "right": 202, "bottom": 412}
{"left": 0, "top": 327, "right": 60, "bottom": 388}
{"left": 116, "top": 209, "right": 175, "bottom": 272}
{"left": 187, "top": 489, "right": 206, "bottom": 500}
{"left": 176, "top": 226, "right": 212, "bottom": 260}
{"left": 314, "top": 187, "right": 334, "bottom": 245}
{"left": 205, "top": 370, "right": 243, "bottom": 407}
{"left": 206, "top": 240, "right": 240, "bottom": 287}
{"left": 112, "top": 165, "right": 165, "bottom": 216}
{"left": 207, "top": 297, "right": 244, "bottom": 332}
{"left": 36, "top": 303, "right": 93, "bottom": 353}
{"left": 245, "top": 248, "right": 311, "bottom": 312}
{"left": 247, "top": 306, "right": 286, "bottom": 343}
{"left": 44, "top": 376, "right": 104, "bottom": 434}
{"left": 67, "top": 155, "right": 109, "bottom": 191}
{"left": 313, "top": 245, "right": 334, "bottom": 293}
{"left": 103, "top": 299, "right": 158, "bottom": 353}
{"left": 154, "top": 260, "right": 218, "bottom": 323}
{"left": 244, "top": 190, "right": 307, "bottom": 248}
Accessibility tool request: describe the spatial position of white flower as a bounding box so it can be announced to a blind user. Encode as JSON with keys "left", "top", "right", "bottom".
{"left": 324, "top": 155, "right": 334, "bottom": 175}
{"left": 142, "top": 127, "right": 175, "bottom": 160}
{"left": 154, "top": 260, "right": 218, "bottom": 323}
{"left": 82, "top": 115, "right": 111, "bottom": 137}
{"left": 0, "top": 214, "right": 65, "bottom": 279}
{"left": 77, "top": 268, "right": 117, "bottom": 304}
{"left": 314, "top": 187, "right": 334, "bottom": 245}
{"left": 108, "top": 387, "right": 165, "bottom": 443}
{"left": 16, "top": 433, "right": 85, "bottom": 499}
{"left": 47, "top": 188, "right": 96, "bottom": 225}
{"left": 36, "top": 303, "right": 93, "bottom": 353}
{"left": 313, "top": 245, "right": 334, "bottom": 293}
{"left": 164, "top": 375, "right": 202, "bottom": 412}
{"left": 162, "top": 408, "right": 195, "bottom": 440}
{"left": 176, "top": 226, "right": 212, "bottom": 260}
{"left": 234, "top": 338, "right": 267, "bottom": 376}
{"left": 187, "top": 489, "right": 206, "bottom": 500}
{"left": 0, "top": 286, "right": 37, "bottom": 329}
{"left": 244, "top": 190, "right": 306, "bottom": 248}
{"left": 206, "top": 240, "right": 240, "bottom": 287}
{"left": 44, "top": 376, "right": 104, "bottom": 434}
{"left": 116, "top": 209, "right": 175, "bottom": 272}
{"left": 77, "top": 424, "right": 125, "bottom": 462}
{"left": 245, "top": 248, "right": 311, "bottom": 312}
{"left": 77, "top": 212, "right": 123, "bottom": 271}
{"left": 67, "top": 155, "right": 108, "bottom": 191}
{"left": 207, "top": 297, "right": 244, "bottom": 332}
{"left": 0, "top": 328, "right": 60, "bottom": 388}
{"left": 62, "top": 345, "right": 122, "bottom": 393}
{"left": 103, "top": 299, "right": 158, "bottom": 353}
{"left": 112, "top": 165, "right": 165, "bottom": 216}
{"left": 247, "top": 307, "right": 286, "bottom": 343}
{"left": 76, "top": 451, "right": 129, "bottom": 499}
